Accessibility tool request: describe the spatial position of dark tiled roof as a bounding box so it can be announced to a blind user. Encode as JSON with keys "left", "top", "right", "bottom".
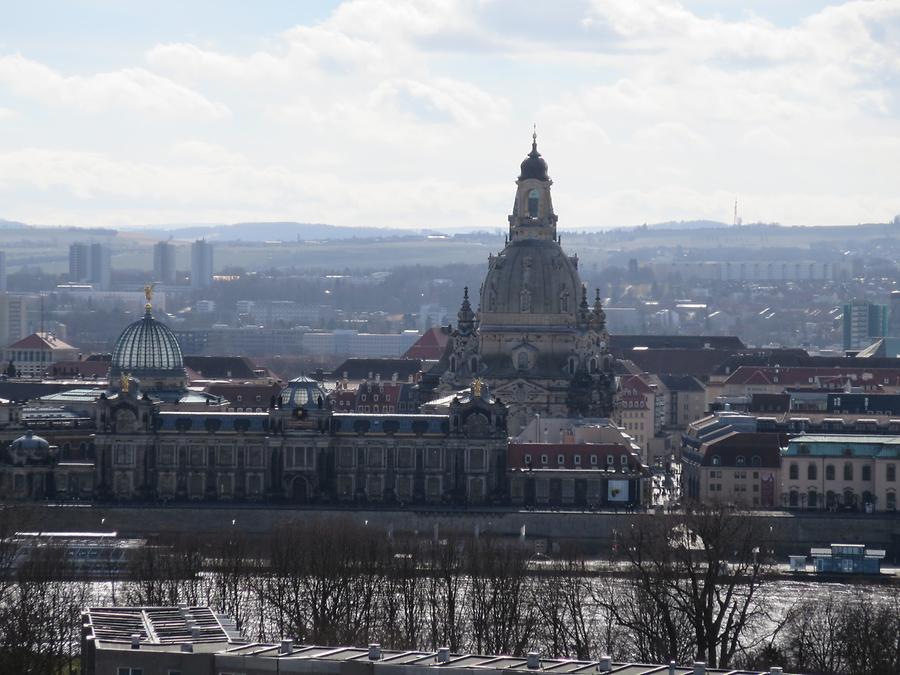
{"left": 183, "top": 356, "right": 259, "bottom": 379}
{"left": 331, "top": 358, "right": 422, "bottom": 381}
{"left": 699, "top": 431, "right": 785, "bottom": 468}
{"left": 657, "top": 374, "right": 705, "bottom": 392}
{"left": 610, "top": 334, "right": 745, "bottom": 352}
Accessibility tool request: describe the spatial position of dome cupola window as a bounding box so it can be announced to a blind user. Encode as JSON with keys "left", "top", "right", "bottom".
{"left": 527, "top": 189, "right": 540, "bottom": 217}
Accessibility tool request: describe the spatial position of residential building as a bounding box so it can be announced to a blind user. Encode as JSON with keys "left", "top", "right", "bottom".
{"left": 152, "top": 240, "right": 177, "bottom": 285}
{"left": 69, "top": 243, "right": 111, "bottom": 290}
{"left": 781, "top": 435, "right": 899, "bottom": 512}
{"left": 682, "top": 431, "right": 783, "bottom": 508}
{"left": 190, "top": 239, "right": 213, "bottom": 289}
{"left": 842, "top": 300, "right": 888, "bottom": 351}
{"left": 3, "top": 332, "right": 80, "bottom": 378}
{"left": 0, "top": 292, "right": 28, "bottom": 345}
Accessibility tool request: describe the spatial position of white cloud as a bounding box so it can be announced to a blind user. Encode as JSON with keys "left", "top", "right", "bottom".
{"left": 1, "top": 0, "right": 900, "bottom": 228}
{"left": 0, "top": 54, "right": 230, "bottom": 119}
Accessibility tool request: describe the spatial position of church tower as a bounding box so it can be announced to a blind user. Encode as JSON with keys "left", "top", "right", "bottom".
{"left": 435, "top": 135, "right": 616, "bottom": 434}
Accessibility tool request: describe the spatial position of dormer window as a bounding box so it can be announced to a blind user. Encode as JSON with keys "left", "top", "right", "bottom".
{"left": 516, "top": 351, "right": 529, "bottom": 370}
{"left": 527, "top": 189, "right": 540, "bottom": 217}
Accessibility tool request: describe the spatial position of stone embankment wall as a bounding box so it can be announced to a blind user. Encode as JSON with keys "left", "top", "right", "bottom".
{"left": 25, "top": 504, "right": 900, "bottom": 560}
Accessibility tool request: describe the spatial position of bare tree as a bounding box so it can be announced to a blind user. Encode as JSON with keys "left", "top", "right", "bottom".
{"left": 611, "top": 507, "right": 774, "bottom": 668}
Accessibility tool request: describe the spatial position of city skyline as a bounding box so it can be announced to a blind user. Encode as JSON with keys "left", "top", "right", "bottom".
{"left": 1, "top": 0, "right": 899, "bottom": 230}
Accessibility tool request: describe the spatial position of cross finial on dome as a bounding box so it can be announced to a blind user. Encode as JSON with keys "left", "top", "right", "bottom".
{"left": 532, "top": 123, "right": 537, "bottom": 151}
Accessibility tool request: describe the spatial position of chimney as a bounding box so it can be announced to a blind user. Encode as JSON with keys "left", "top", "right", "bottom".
{"left": 597, "top": 656, "right": 612, "bottom": 672}
{"left": 693, "top": 663, "right": 706, "bottom": 675}
{"left": 369, "top": 643, "right": 381, "bottom": 661}
{"left": 668, "top": 661, "right": 676, "bottom": 675}
{"left": 191, "top": 626, "right": 202, "bottom": 640}
{"left": 437, "top": 647, "right": 450, "bottom": 664}
{"left": 527, "top": 652, "right": 540, "bottom": 669}
{"left": 280, "top": 639, "right": 293, "bottom": 655}
{"left": 130, "top": 633, "right": 140, "bottom": 650}
{"left": 180, "top": 643, "right": 193, "bottom": 653}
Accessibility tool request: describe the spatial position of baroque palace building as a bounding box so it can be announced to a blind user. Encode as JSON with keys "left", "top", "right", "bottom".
{"left": 426, "top": 135, "right": 617, "bottom": 433}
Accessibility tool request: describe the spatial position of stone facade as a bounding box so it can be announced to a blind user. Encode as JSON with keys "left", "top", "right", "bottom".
{"left": 89, "top": 380, "right": 508, "bottom": 507}
{"left": 430, "top": 137, "right": 616, "bottom": 434}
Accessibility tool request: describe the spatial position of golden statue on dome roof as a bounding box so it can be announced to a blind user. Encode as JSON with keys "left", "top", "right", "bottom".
{"left": 144, "top": 283, "right": 154, "bottom": 312}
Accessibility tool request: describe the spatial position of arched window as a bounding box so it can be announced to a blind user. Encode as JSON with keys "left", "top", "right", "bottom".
{"left": 861, "top": 465, "right": 871, "bottom": 481}
{"left": 711, "top": 455, "right": 721, "bottom": 466}
{"left": 560, "top": 291, "right": 569, "bottom": 313}
{"left": 568, "top": 357, "right": 577, "bottom": 375}
{"left": 789, "top": 490, "right": 799, "bottom": 507}
{"left": 807, "top": 489, "right": 817, "bottom": 508}
{"left": 825, "top": 464, "right": 835, "bottom": 481}
{"left": 527, "top": 188, "right": 540, "bottom": 217}
{"left": 887, "top": 491, "right": 896, "bottom": 511}
{"left": 469, "top": 356, "right": 478, "bottom": 374}
{"left": 751, "top": 455, "right": 761, "bottom": 467}
{"left": 589, "top": 358, "right": 598, "bottom": 374}
{"left": 516, "top": 352, "right": 529, "bottom": 370}
{"left": 843, "top": 462, "right": 853, "bottom": 481}
{"left": 807, "top": 464, "right": 817, "bottom": 481}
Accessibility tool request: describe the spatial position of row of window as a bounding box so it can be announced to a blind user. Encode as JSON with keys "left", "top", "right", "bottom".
{"left": 788, "top": 462, "right": 896, "bottom": 482}
{"left": 786, "top": 488, "right": 897, "bottom": 510}
{"left": 523, "top": 453, "right": 629, "bottom": 467}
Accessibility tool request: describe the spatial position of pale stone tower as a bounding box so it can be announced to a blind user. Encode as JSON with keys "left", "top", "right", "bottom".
{"left": 435, "top": 134, "right": 616, "bottom": 433}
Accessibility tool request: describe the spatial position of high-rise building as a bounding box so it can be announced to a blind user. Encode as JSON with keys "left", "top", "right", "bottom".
{"left": 843, "top": 300, "right": 888, "bottom": 351}
{"left": 69, "top": 243, "right": 111, "bottom": 289}
{"left": 889, "top": 291, "right": 900, "bottom": 337}
{"left": 153, "top": 241, "right": 177, "bottom": 285}
{"left": 0, "top": 251, "right": 7, "bottom": 292}
{"left": 0, "top": 293, "right": 29, "bottom": 346}
{"left": 190, "top": 240, "right": 213, "bottom": 290}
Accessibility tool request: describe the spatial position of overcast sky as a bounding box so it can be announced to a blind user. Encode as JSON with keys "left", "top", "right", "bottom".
{"left": 1, "top": 0, "right": 898, "bottom": 230}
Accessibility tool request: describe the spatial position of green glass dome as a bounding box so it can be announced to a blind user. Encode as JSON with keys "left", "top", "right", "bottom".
{"left": 110, "top": 308, "right": 184, "bottom": 376}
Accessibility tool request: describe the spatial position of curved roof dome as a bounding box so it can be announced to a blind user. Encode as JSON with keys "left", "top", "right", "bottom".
{"left": 519, "top": 137, "right": 549, "bottom": 181}
{"left": 111, "top": 309, "right": 184, "bottom": 375}
{"left": 279, "top": 375, "right": 328, "bottom": 410}
{"left": 479, "top": 238, "right": 581, "bottom": 326}
{"left": 11, "top": 430, "right": 50, "bottom": 451}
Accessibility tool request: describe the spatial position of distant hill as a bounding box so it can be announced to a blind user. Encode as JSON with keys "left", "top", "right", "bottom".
{"left": 644, "top": 220, "right": 730, "bottom": 230}
{"left": 136, "top": 221, "right": 412, "bottom": 241}
{"left": 0, "top": 218, "right": 28, "bottom": 229}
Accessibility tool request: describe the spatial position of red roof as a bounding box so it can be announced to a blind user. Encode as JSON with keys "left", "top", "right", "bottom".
{"left": 725, "top": 366, "right": 900, "bottom": 388}
{"left": 7, "top": 332, "right": 77, "bottom": 351}
{"left": 403, "top": 327, "right": 450, "bottom": 360}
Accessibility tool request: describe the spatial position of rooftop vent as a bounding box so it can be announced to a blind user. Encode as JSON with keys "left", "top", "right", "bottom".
{"left": 770, "top": 668, "right": 783, "bottom": 675}
{"left": 190, "top": 626, "right": 202, "bottom": 640}
{"left": 280, "top": 638, "right": 293, "bottom": 655}
{"left": 130, "top": 633, "right": 140, "bottom": 650}
{"left": 693, "top": 662, "right": 706, "bottom": 675}
{"left": 369, "top": 643, "right": 381, "bottom": 661}
{"left": 437, "top": 647, "right": 450, "bottom": 664}
{"left": 668, "top": 662, "right": 676, "bottom": 675}
{"left": 597, "top": 655, "right": 612, "bottom": 672}
{"left": 527, "top": 652, "right": 541, "bottom": 669}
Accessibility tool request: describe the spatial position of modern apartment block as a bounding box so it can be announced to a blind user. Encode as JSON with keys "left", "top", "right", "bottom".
{"left": 69, "top": 242, "right": 112, "bottom": 290}
{"left": 190, "top": 239, "right": 213, "bottom": 289}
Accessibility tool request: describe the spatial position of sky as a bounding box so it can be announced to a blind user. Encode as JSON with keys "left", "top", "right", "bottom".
{"left": 0, "top": 0, "right": 898, "bottom": 231}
